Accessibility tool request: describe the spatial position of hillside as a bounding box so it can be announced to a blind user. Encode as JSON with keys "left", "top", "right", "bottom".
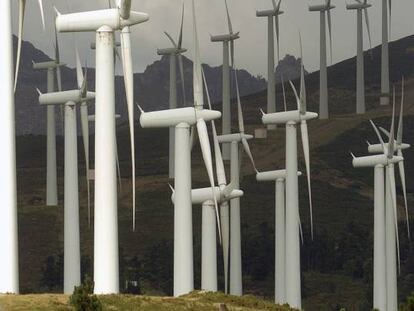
{"left": 13, "top": 36, "right": 266, "bottom": 135}
{"left": 11, "top": 34, "right": 414, "bottom": 310}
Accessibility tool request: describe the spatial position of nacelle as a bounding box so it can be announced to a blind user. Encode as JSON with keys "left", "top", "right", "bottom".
{"left": 217, "top": 133, "right": 253, "bottom": 143}
{"left": 368, "top": 143, "right": 410, "bottom": 154}
{"left": 256, "top": 169, "right": 302, "bottom": 182}
{"left": 210, "top": 33, "right": 240, "bottom": 42}
{"left": 171, "top": 187, "right": 244, "bottom": 205}
{"left": 39, "top": 90, "right": 95, "bottom": 105}
{"left": 140, "top": 107, "right": 221, "bottom": 128}
{"left": 352, "top": 154, "right": 403, "bottom": 168}
{"left": 309, "top": 4, "right": 335, "bottom": 11}
{"left": 346, "top": 3, "right": 371, "bottom": 10}
{"left": 262, "top": 110, "right": 318, "bottom": 125}
{"left": 56, "top": 9, "right": 149, "bottom": 33}
{"left": 157, "top": 47, "right": 187, "bottom": 56}
{"left": 256, "top": 9, "right": 284, "bottom": 17}
{"left": 33, "top": 61, "right": 65, "bottom": 70}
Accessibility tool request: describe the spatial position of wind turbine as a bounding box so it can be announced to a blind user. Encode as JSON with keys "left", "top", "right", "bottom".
{"left": 256, "top": 0, "right": 283, "bottom": 130}
{"left": 211, "top": 0, "right": 239, "bottom": 160}
{"left": 140, "top": 0, "right": 222, "bottom": 297}
{"left": 380, "top": 0, "right": 391, "bottom": 106}
{"left": 309, "top": 0, "right": 335, "bottom": 120}
{"left": 261, "top": 41, "right": 317, "bottom": 309}
{"left": 346, "top": 0, "right": 372, "bottom": 115}
{"left": 38, "top": 59, "right": 95, "bottom": 294}
{"left": 367, "top": 79, "right": 410, "bottom": 240}
{"left": 0, "top": 0, "right": 44, "bottom": 294}
{"left": 256, "top": 169, "right": 302, "bottom": 304}
{"left": 351, "top": 104, "right": 402, "bottom": 311}
{"left": 32, "top": 25, "right": 65, "bottom": 207}
{"left": 364, "top": 83, "right": 408, "bottom": 311}
{"left": 215, "top": 68, "right": 256, "bottom": 296}
{"left": 55, "top": 0, "right": 148, "bottom": 294}
{"left": 157, "top": 4, "right": 187, "bottom": 179}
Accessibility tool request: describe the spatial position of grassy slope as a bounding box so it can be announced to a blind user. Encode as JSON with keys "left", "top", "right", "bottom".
{"left": 0, "top": 292, "right": 295, "bottom": 311}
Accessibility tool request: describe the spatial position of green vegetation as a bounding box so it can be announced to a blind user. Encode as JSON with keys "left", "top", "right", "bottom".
{"left": 0, "top": 291, "right": 295, "bottom": 311}
{"left": 69, "top": 277, "right": 102, "bottom": 311}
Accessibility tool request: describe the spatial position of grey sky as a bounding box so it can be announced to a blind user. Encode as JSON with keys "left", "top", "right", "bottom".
{"left": 15, "top": 0, "right": 414, "bottom": 77}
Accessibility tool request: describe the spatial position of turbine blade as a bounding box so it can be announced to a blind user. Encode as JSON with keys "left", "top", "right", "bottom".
{"left": 289, "top": 80, "right": 300, "bottom": 111}
{"left": 397, "top": 77, "right": 404, "bottom": 145}
{"left": 75, "top": 48, "right": 84, "bottom": 89}
{"left": 15, "top": 0, "right": 26, "bottom": 92}
{"left": 178, "top": 54, "right": 187, "bottom": 107}
{"left": 230, "top": 40, "right": 235, "bottom": 69}
{"left": 299, "top": 34, "right": 306, "bottom": 114}
{"left": 277, "top": 0, "right": 282, "bottom": 11}
{"left": 281, "top": 74, "right": 287, "bottom": 111}
{"left": 202, "top": 68, "right": 227, "bottom": 186}
{"left": 301, "top": 121, "right": 313, "bottom": 240}
{"left": 234, "top": 68, "right": 244, "bottom": 133}
{"left": 192, "top": 0, "right": 203, "bottom": 109}
{"left": 80, "top": 103, "right": 91, "bottom": 227}
{"left": 37, "top": 0, "right": 45, "bottom": 30}
{"left": 327, "top": 10, "right": 333, "bottom": 64}
{"left": 164, "top": 31, "right": 178, "bottom": 48}
{"left": 178, "top": 3, "right": 185, "bottom": 49}
{"left": 242, "top": 137, "right": 257, "bottom": 172}
{"left": 387, "top": 165, "right": 401, "bottom": 273}
{"left": 121, "top": 27, "right": 136, "bottom": 231}
{"left": 388, "top": 0, "right": 392, "bottom": 37}
{"left": 275, "top": 16, "right": 280, "bottom": 63}
{"left": 197, "top": 118, "right": 222, "bottom": 243}
{"left": 224, "top": 0, "right": 233, "bottom": 35}
{"left": 388, "top": 87, "right": 396, "bottom": 157}
{"left": 370, "top": 120, "right": 386, "bottom": 154}
{"left": 55, "top": 23, "right": 62, "bottom": 92}
{"left": 363, "top": 8, "right": 372, "bottom": 50}
{"left": 119, "top": 0, "right": 132, "bottom": 20}
{"left": 272, "top": 0, "right": 277, "bottom": 11}
{"left": 398, "top": 149, "right": 410, "bottom": 240}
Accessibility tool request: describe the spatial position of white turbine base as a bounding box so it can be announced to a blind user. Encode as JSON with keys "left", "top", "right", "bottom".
{"left": 267, "top": 16, "right": 276, "bottom": 131}
{"left": 0, "top": 0, "right": 19, "bottom": 294}
{"left": 169, "top": 54, "right": 177, "bottom": 179}
{"left": 285, "top": 122, "right": 301, "bottom": 309}
{"left": 230, "top": 141, "right": 242, "bottom": 296}
{"left": 275, "top": 178, "right": 286, "bottom": 304}
{"left": 373, "top": 165, "right": 386, "bottom": 311}
{"left": 385, "top": 165, "right": 397, "bottom": 311}
{"left": 356, "top": 10, "right": 365, "bottom": 115}
{"left": 46, "top": 69, "right": 58, "bottom": 206}
{"left": 222, "top": 41, "right": 231, "bottom": 160}
{"left": 94, "top": 26, "right": 119, "bottom": 294}
{"left": 63, "top": 103, "right": 81, "bottom": 294}
{"left": 319, "top": 12, "right": 329, "bottom": 120}
{"left": 174, "top": 123, "right": 194, "bottom": 297}
{"left": 201, "top": 200, "right": 217, "bottom": 292}
{"left": 380, "top": 0, "right": 390, "bottom": 107}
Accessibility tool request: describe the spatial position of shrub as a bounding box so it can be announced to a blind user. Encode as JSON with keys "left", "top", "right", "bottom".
{"left": 69, "top": 276, "right": 102, "bottom": 311}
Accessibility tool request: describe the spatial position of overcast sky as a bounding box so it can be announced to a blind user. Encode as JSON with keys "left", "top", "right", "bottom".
{"left": 15, "top": 0, "right": 414, "bottom": 77}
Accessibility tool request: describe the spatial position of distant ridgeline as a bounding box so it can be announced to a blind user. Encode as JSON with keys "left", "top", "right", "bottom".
{"left": 13, "top": 35, "right": 266, "bottom": 136}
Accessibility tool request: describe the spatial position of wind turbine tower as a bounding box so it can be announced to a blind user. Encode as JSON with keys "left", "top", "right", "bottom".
{"left": 346, "top": 0, "right": 372, "bottom": 114}
{"left": 38, "top": 68, "right": 95, "bottom": 293}
{"left": 55, "top": 1, "right": 149, "bottom": 293}
{"left": 261, "top": 44, "right": 317, "bottom": 308}
{"left": 256, "top": 0, "right": 283, "bottom": 130}
{"left": 309, "top": 0, "right": 335, "bottom": 119}
{"left": 380, "top": 0, "right": 391, "bottom": 106}
{"left": 140, "top": 0, "right": 222, "bottom": 296}
{"left": 0, "top": 0, "right": 44, "bottom": 294}
{"left": 211, "top": 0, "right": 239, "bottom": 160}
{"left": 33, "top": 29, "right": 64, "bottom": 206}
